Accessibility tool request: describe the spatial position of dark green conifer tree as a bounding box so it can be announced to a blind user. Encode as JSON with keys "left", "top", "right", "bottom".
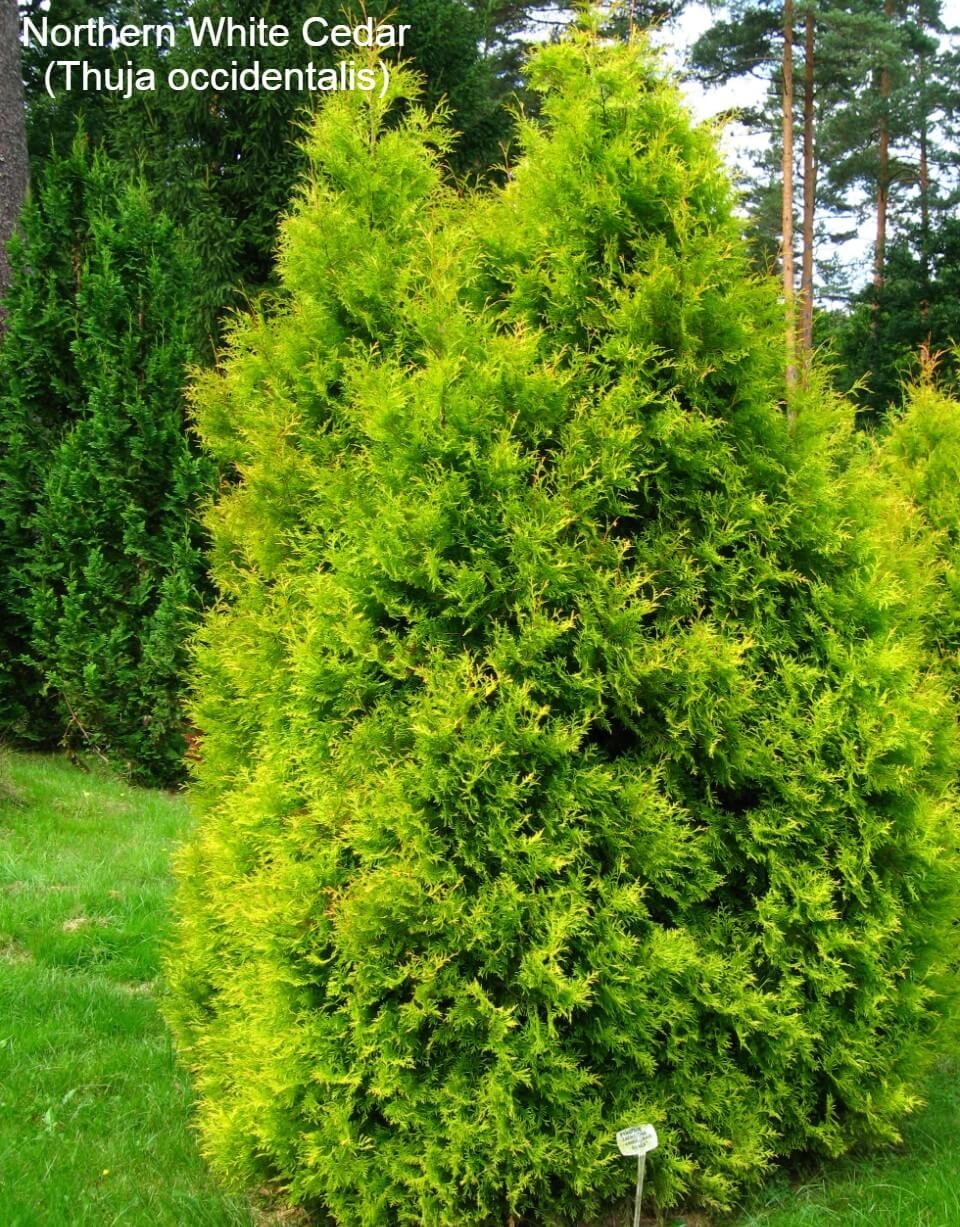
{"left": 823, "top": 216, "right": 960, "bottom": 416}
{"left": 165, "top": 34, "right": 960, "bottom": 1224}
{"left": 0, "top": 135, "right": 107, "bottom": 740}
{"left": 24, "top": 177, "right": 211, "bottom": 783}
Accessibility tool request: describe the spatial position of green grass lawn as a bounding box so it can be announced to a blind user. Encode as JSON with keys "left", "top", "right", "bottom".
{"left": 0, "top": 751, "right": 257, "bottom": 1227}
{"left": 731, "top": 1056, "right": 960, "bottom": 1227}
{"left": 1, "top": 750, "right": 957, "bottom": 1227}
{"left": 595, "top": 1067, "right": 960, "bottom": 1226}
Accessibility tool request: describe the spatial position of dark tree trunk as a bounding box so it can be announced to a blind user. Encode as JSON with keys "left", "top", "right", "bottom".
{"left": 0, "top": 0, "right": 29, "bottom": 322}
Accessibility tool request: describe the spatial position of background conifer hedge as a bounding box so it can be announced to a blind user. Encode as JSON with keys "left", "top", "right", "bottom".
{"left": 166, "top": 35, "right": 960, "bottom": 1224}
{"left": 0, "top": 137, "right": 106, "bottom": 742}
{"left": 0, "top": 141, "right": 210, "bottom": 783}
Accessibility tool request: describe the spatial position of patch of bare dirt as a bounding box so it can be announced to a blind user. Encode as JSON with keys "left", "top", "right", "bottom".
{"left": 116, "top": 980, "right": 155, "bottom": 996}
{"left": 0, "top": 777, "right": 26, "bottom": 808}
{"left": 0, "top": 936, "right": 32, "bottom": 964}
{"left": 581, "top": 1201, "right": 714, "bottom": 1227}
{"left": 250, "top": 1198, "right": 315, "bottom": 1226}
{"left": 3, "top": 880, "right": 75, "bottom": 896}
{"left": 61, "top": 913, "right": 111, "bottom": 933}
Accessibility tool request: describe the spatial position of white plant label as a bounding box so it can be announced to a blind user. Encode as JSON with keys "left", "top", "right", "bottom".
{"left": 616, "top": 1124, "right": 658, "bottom": 1157}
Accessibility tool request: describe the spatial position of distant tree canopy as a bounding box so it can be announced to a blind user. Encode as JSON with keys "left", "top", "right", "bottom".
{"left": 691, "top": 0, "right": 960, "bottom": 413}
{"left": 18, "top": 0, "right": 506, "bottom": 300}
{"left": 822, "top": 215, "right": 960, "bottom": 417}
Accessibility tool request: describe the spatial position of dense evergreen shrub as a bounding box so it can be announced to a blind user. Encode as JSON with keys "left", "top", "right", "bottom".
{"left": 166, "top": 36, "right": 960, "bottom": 1224}
{"left": 23, "top": 177, "right": 212, "bottom": 784}
{"left": 879, "top": 370, "right": 960, "bottom": 679}
{"left": 0, "top": 137, "right": 108, "bottom": 741}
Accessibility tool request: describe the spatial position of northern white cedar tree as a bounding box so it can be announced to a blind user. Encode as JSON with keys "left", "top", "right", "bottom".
{"left": 165, "top": 34, "right": 960, "bottom": 1224}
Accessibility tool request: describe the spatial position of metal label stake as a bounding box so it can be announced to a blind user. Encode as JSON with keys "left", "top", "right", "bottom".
{"left": 616, "top": 1124, "right": 658, "bottom": 1227}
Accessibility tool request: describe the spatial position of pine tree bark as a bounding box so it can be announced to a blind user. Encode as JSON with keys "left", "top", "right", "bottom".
{"left": 917, "top": 1, "right": 930, "bottom": 324}
{"left": 800, "top": 4, "right": 816, "bottom": 366}
{"left": 0, "top": 0, "right": 29, "bottom": 322}
{"left": 783, "top": 0, "right": 798, "bottom": 409}
{"left": 873, "top": 0, "right": 894, "bottom": 294}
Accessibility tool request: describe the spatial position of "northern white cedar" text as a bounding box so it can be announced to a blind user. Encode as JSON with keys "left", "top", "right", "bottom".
{"left": 22, "top": 16, "right": 410, "bottom": 51}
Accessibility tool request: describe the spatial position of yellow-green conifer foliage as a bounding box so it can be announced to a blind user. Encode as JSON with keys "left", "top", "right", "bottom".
{"left": 879, "top": 371, "right": 960, "bottom": 680}
{"left": 166, "top": 36, "right": 960, "bottom": 1224}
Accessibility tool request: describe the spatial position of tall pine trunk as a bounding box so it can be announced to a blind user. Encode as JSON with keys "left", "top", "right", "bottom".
{"left": 0, "top": 0, "right": 29, "bottom": 321}
{"left": 874, "top": 0, "right": 894, "bottom": 295}
{"left": 800, "top": 4, "right": 816, "bottom": 365}
{"left": 783, "top": 0, "right": 797, "bottom": 407}
{"left": 917, "top": 1, "right": 930, "bottom": 324}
